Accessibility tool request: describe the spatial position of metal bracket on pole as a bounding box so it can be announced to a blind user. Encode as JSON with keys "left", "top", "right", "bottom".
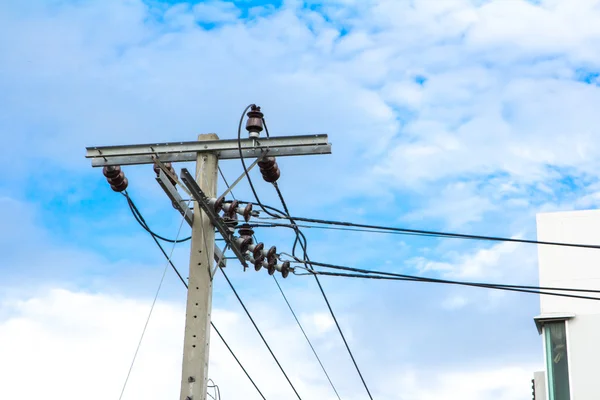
{"left": 156, "top": 169, "right": 226, "bottom": 269}
{"left": 180, "top": 168, "right": 249, "bottom": 270}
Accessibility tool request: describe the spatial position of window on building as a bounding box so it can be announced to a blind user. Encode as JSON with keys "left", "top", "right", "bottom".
{"left": 544, "top": 321, "right": 570, "bottom": 400}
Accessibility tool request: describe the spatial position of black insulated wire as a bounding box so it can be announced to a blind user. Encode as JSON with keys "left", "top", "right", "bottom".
{"left": 122, "top": 193, "right": 267, "bottom": 399}
{"left": 124, "top": 193, "right": 191, "bottom": 243}
{"left": 297, "top": 260, "right": 600, "bottom": 301}
{"left": 220, "top": 158, "right": 339, "bottom": 399}
{"left": 308, "top": 270, "right": 600, "bottom": 301}
{"left": 281, "top": 215, "right": 600, "bottom": 251}
{"left": 272, "top": 275, "right": 342, "bottom": 400}
{"left": 271, "top": 182, "right": 374, "bottom": 400}
{"left": 219, "top": 267, "right": 303, "bottom": 400}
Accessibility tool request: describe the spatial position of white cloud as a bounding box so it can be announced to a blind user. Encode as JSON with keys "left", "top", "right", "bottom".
{"left": 4, "top": 1, "right": 593, "bottom": 398}
{"left": 411, "top": 238, "right": 537, "bottom": 281}
{"left": 441, "top": 294, "right": 469, "bottom": 310}
{"left": 2, "top": 0, "right": 600, "bottom": 224}
{"left": 193, "top": 1, "right": 241, "bottom": 24}
{"left": 302, "top": 311, "right": 335, "bottom": 334}
{"left": 0, "top": 287, "right": 540, "bottom": 400}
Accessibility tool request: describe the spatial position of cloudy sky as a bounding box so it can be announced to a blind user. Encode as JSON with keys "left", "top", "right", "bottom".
{"left": 2, "top": 0, "right": 600, "bottom": 399}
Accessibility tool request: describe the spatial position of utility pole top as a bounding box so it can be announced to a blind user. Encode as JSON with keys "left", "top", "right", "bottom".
{"left": 88, "top": 105, "right": 333, "bottom": 400}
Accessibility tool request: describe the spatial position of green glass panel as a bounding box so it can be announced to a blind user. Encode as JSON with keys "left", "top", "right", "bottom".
{"left": 545, "top": 321, "right": 570, "bottom": 400}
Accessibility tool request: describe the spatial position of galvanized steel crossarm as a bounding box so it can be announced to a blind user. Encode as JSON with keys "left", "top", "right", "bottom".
{"left": 90, "top": 144, "right": 331, "bottom": 167}
{"left": 180, "top": 168, "right": 249, "bottom": 270}
{"left": 86, "top": 134, "right": 330, "bottom": 162}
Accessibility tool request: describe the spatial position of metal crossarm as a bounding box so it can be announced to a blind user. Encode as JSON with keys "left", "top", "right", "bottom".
{"left": 86, "top": 134, "right": 331, "bottom": 167}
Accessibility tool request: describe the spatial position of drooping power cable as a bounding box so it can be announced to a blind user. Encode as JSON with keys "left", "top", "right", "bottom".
{"left": 294, "top": 259, "right": 600, "bottom": 301}
{"left": 270, "top": 183, "right": 374, "bottom": 400}
{"left": 275, "top": 214, "right": 600, "bottom": 251}
{"left": 219, "top": 161, "right": 341, "bottom": 399}
{"left": 219, "top": 267, "right": 303, "bottom": 400}
{"left": 118, "top": 193, "right": 189, "bottom": 400}
{"left": 122, "top": 194, "right": 267, "bottom": 400}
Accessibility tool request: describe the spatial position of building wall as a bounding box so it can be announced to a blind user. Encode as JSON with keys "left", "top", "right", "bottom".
{"left": 537, "top": 210, "right": 600, "bottom": 399}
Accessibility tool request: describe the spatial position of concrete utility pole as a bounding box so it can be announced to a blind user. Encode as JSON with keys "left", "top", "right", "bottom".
{"left": 85, "top": 106, "right": 331, "bottom": 400}
{"left": 180, "top": 134, "right": 218, "bottom": 400}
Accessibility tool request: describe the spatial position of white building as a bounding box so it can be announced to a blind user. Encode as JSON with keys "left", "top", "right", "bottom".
{"left": 533, "top": 210, "right": 600, "bottom": 400}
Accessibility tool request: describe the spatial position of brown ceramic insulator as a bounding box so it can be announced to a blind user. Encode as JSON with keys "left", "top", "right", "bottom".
{"left": 238, "top": 237, "right": 252, "bottom": 253}
{"left": 237, "top": 224, "right": 254, "bottom": 240}
{"left": 266, "top": 246, "right": 277, "bottom": 263}
{"left": 254, "top": 256, "right": 265, "bottom": 271}
{"left": 107, "top": 171, "right": 128, "bottom": 192}
{"left": 214, "top": 196, "right": 225, "bottom": 213}
{"left": 242, "top": 203, "right": 253, "bottom": 222}
{"left": 267, "top": 264, "right": 276, "bottom": 276}
{"left": 261, "top": 165, "right": 280, "bottom": 183}
{"left": 226, "top": 200, "right": 240, "bottom": 219}
{"left": 281, "top": 261, "right": 291, "bottom": 278}
{"left": 103, "top": 165, "right": 121, "bottom": 179}
{"left": 246, "top": 105, "right": 264, "bottom": 135}
{"left": 258, "top": 157, "right": 280, "bottom": 182}
{"left": 252, "top": 242, "right": 264, "bottom": 259}
{"left": 110, "top": 177, "right": 128, "bottom": 192}
{"left": 258, "top": 157, "right": 276, "bottom": 170}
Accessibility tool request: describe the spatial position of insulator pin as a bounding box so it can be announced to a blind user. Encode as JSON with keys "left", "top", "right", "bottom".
{"left": 258, "top": 157, "right": 280, "bottom": 183}
{"left": 246, "top": 105, "right": 264, "bottom": 138}
{"left": 103, "top": 165, "right": 128, "bottom": 192}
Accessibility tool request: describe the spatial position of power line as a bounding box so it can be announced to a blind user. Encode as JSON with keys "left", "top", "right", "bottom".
{"left": 271, "top": 182, "right": 374, "bottom": 400}
{"left": 219, "top": 161, "right": 341, "bottom": 399}
{"left": 272, "top": 275, "right": 342, "bottom": 400}
{"left": 247, "top": 221, "right": 446, "bottom": 238}
{"left": 274, "top": 215, "right": 600, "bottom": 251}
{"left": 294, "top": 259, "right": 600, "bottom": 301}
{"left": 118, "top": 193, "right": 188, "bottom": 400}
{"left": 219, "top": 267, "right": 303, "bottom": 400}
{"left": 125, "top": 193, "right": 191, "bottom": 243}
{"left": 123, "top": 194, "right": 267, "bottom": 400}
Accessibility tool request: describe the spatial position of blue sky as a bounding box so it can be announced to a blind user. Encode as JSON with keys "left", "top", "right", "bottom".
{"left": 1, "top": 0, "right": 600, "bottom": 399}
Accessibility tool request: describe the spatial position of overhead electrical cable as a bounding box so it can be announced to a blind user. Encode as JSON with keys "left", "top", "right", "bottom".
{"left": 272, "top": 274, "right": 342, "bottom": 400}
{"left": 219, "top": 162, "right": 342, "bottom": 399}
{"left": 118, "top": 193, "right": 189, "bottom": 400}
{"left": 219, "top": 267, "right": 303, "bottom": 400}
{"left": 125, "top": 193, "right": 191, "bottom": 243}
{"left": 234, "top": 102, "right": 373, "bottom": 399}
{"left": 270, "top": 183, "right": 375, "bottom": 400}
{"left": 293, "top": 259, "right": 600, "bottom": 301}
{"left": 273, "top": 215, "right": 600, "bottom": 251}
{"left": 123, "top": 193, "right": 267, "bottom": 400}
